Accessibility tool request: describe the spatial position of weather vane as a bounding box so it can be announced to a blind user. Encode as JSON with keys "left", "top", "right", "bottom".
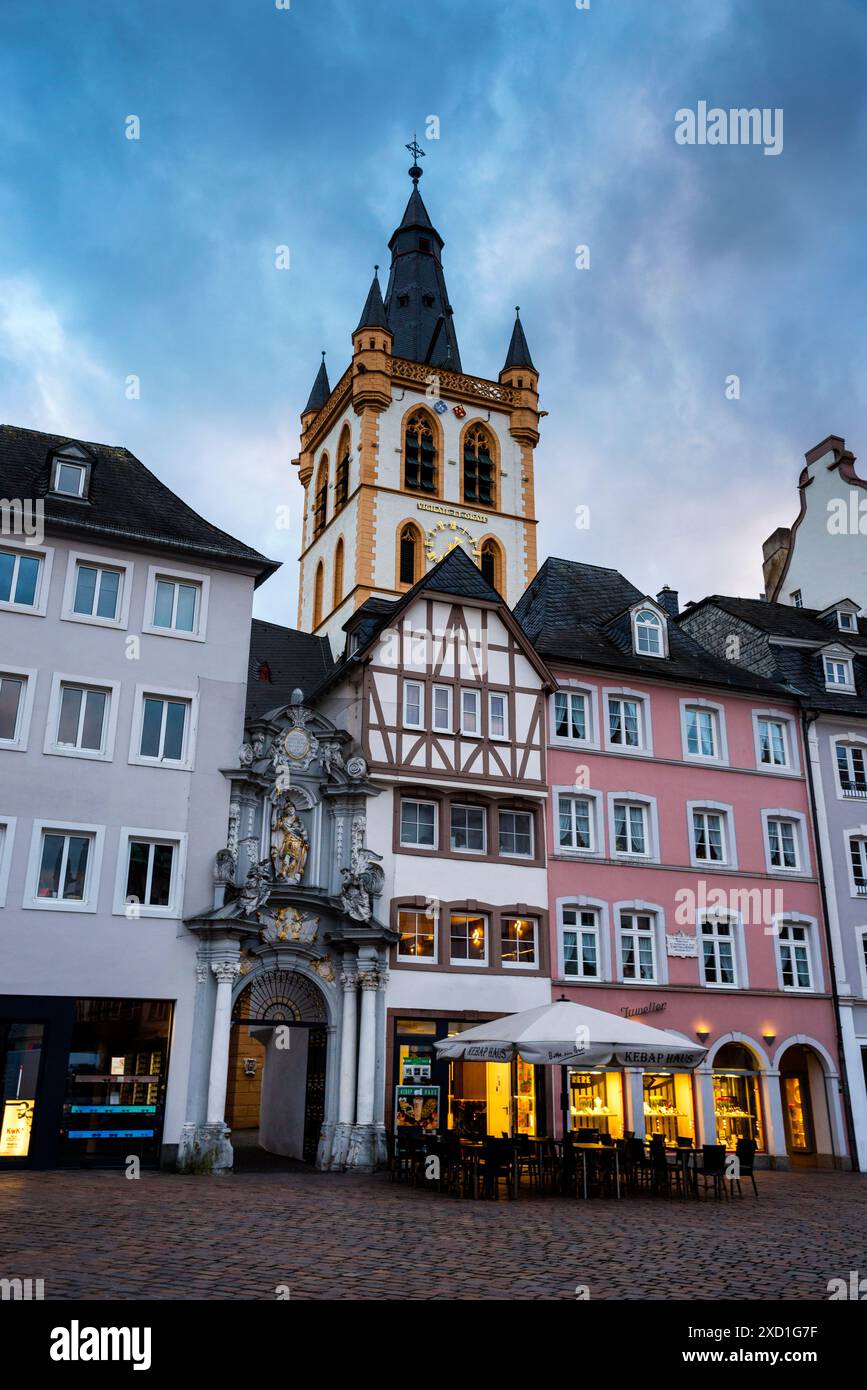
{"left": 406, "top": 133, "right": 425, "bottom": 184}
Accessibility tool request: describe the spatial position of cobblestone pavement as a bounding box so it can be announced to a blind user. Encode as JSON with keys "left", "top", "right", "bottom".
{"left": 1, "top": 1167, "right": 865, "bottom": 1300}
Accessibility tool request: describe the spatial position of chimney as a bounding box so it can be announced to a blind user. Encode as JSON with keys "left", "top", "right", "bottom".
{"left": 656, "top": 586, "right": 679, "bottom": 619}
{"left": 762, "top": 526, "right": 791, "bottom": 601}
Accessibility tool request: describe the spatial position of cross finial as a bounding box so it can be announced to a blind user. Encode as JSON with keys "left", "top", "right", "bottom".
{"left": 406, "top": 133, "right": 425, "bottom": 184}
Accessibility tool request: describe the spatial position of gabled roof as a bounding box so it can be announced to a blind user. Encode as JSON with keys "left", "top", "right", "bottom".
{"left": 246, "top": 618, "right": 334, "bottom": 720}
{"left": 514, "top": 558, "right": 784, "bottom": 695}
{"left": 317, "top": 546, "right": 553, "bottom": 698}
{"left": 0, "top": 425, "right": 278, "bottom": 583}
{"left": 684, "top": 593, "right": 867, "bottom": 646}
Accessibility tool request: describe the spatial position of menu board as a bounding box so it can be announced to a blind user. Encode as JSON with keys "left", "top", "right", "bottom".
{"left": 0, "top": 1099, "right": 35, "bottom": 1157}
{"left": 395, "top": 1085, "right": 439, "bottom": 1132}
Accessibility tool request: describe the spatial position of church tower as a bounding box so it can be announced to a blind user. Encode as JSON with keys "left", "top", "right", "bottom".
{"left": 293, "top": 142, "right": 542, "bottom": 652}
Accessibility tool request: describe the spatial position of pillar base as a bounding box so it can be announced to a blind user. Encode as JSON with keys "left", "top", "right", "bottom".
{"left": 326, "top": 1121, "right": 354, "bottom": 1170}
{"left": 177, "top": 1121, "right": 234, "bottom": 1176}
{"left": 345, "top": 1122, "right": 378, "bottom": 1171}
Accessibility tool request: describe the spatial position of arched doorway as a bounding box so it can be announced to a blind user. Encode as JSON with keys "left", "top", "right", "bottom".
{"left": 711, "top": 1042, "right": 765, "bottom": 1151}
{"left": 777, "top": 1043, "right": 833, "bottom": 1168}
{"left": 227, "top": 969, "right": 329, "bottom": 1166}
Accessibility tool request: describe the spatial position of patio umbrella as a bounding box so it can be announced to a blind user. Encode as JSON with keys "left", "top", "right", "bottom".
{"left": 435, "top": 998, "right": 707, "bottom": 1141}
{"left": 434, "top": 998, "right": 707, "bottom": 1068}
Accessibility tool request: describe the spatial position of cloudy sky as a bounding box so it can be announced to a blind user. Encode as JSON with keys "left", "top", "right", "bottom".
{"left": 2, "top": 0, "right": 866, "bottom": 623}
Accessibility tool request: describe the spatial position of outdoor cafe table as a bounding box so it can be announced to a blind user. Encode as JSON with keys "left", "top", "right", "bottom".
{"left": 561, "top": 1141, "right": 621, "bottom": 1200}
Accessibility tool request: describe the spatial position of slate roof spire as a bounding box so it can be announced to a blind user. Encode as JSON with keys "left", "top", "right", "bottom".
{"left": 502, "top": 306, "right": 536, "bottom": 373}
{"left": 303, "top": 351, "right": 330, "bottom": 414}
{"left": 355, "top": 265, "right": 390, "bottom": 332}
{"left": 383, "top": 140, "right": 462, "bottom": 372}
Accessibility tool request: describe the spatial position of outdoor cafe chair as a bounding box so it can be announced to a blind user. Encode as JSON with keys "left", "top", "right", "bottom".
{"left": 480, "top": 1137, "right": 517, "bottom": 1200}
{"left": 730, "top": 1138, "right": 759, "bottom": 1198}
{"left": 696, "top": 1144, "right": 730, "bottom": 1200}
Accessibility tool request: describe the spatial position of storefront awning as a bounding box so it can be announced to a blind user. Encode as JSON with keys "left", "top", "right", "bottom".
{"left": 434, "top": 1000, "right": 707, "bottom": 1070}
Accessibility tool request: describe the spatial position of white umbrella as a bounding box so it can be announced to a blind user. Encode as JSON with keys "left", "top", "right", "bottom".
{"left": 434, "top": 998, "right": 707, "bottom": 1069}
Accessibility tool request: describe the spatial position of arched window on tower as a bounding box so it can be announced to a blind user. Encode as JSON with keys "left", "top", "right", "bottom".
{"left": 404, "top": 412, "right": 437, "bottom": 493}
{"left": 313, "top": 456, "right": 329, "bottom": 537}
{"left": 463, "top": 425, "right": 496, "bottom": 507}
{"left": 480, "top": 538, "right": 503, "bottom": 593}
{"left": 398, "top": 523, "right": 422, "bottom": 586}
{"left": 313, "top": 560, "right": 324, "bottom": 629}
{"left": 335, "top": 427, "right": 350, "bottom": 511}
{"left": 333, "top": 538, "right": 345, "bottom": 608}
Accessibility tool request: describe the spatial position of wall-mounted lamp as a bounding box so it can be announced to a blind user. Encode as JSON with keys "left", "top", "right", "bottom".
{"left": 696, "top": 1029, "right": 710, "bottom": 1044}
{"left": 762, "top": 1032, "right": 776, "bottom": 1048}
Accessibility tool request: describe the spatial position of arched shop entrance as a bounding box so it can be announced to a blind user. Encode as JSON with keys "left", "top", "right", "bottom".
{"left": 711, "top": 1042, "right": 765, "bottom": 1151}
{"left": 227, "top": 969, "right": 328, "bottom": 1165}
{"left": 777, "top": 1042, "right": 835, "bottom": 1168}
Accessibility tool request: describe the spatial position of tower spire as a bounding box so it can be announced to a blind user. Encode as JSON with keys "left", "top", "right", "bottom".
{"left": 502, "top": 306, "right": 536, "bottom": 372}
{"left": 384, "top": 140, "right": 461, "bottom": 371}
{"left": 303, "top": 350, "right": 330, "bottom": 415}
{"left": 355, "top": 264, "right": 390, "bottom": 332}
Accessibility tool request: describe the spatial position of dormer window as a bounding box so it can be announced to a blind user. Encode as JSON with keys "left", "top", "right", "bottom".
{"left": 50, "top": 448, "right": 91, "bottom": 499}
{"left": 791, "top": 590, "right": 803, "bottom": 608}
{"left": 839, "top": 611, "right": 856, "bottom": 632}
{"left": 824, "top": 656, "right": 855, "bottom": 691}
{"left": 633, "top": 607, "right": 665, "bottom": 657}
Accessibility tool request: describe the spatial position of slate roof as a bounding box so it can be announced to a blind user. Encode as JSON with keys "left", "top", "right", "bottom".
{"left": 383, "top": 180, "right": 462, "bottom": 371}
{"left": 246, "top": 618, "right": 334, "bottom": 720}
{"left": 303, "top": 357, "right": 331, "bottom": 414}
{"left": 683, "top": 594, "right": 867, "bottom": 715}
{"left": 513, "top": 557, "right": 784, "bottom": 695}
{"left": 355, "top": 270, "right": 390, "bottom": 332}
{"left": 503, "top": 313, "right": 536, "bottom": 372}
{"left": 0, "top": 425, "right": 278, "bottom": 583}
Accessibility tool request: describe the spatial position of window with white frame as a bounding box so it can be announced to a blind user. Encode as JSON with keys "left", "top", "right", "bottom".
{"left": 619, "top": 911, "right": 657, "bottom": 982}
{"left": 553, "top": 689, "right": 588, "bottom": 742}
{"left": 49, "top": 680, "right": 113, "bottom": 757}
{"left": 558, "top": 794, "right": 594, "bottom": 852}
{"left": 0, "top": 547, "right": 44, "bottom": 610}
{"left": 608, "top": 695, "right": 642, "bottom": 749}
{"left": 119, "top": 835, "right": 183, "bottom": 916}
{"left": 838, "top": 610, "right": 857, "bottom": 633}
{"left": 849, "top": 836, "right": 867, "bottom": 896}
{"left": 50, "top": 452, "right": 89, "bottom": 497}
{"left": 432, "top": 684, "right": 452, "bottom": 732}
{"left": 460, "top": 688, "right": 481, "bottom": 735}
{"left": 34, "top": 828, "right": 95, "bottom": 904}
{"left": 152, "top": 576, "right": 201, "bottom": 633}
{"left": 0, "top": 818, "right": 14, "bottom": 908}
{"left": 403, "top": 680, "right": 424, "bottom": 729}
{"left": 562, "top": 907, "right": 600, "bottom": 980}
{"left": 488, "top": 691, "right": 508, "bottom": 738}
{"left": 692, "top": 808, "right": 727, "bottom": 864}
{"left": 699, "top": 915, "right": 738, "bottom": 987}
{"left": 757, "top": 715, "right": 791, "bottom": 769}
{"left": 70, "top": 560, "right": 124, "bottom": 623}
{"left": 501, "top": 916, "right": 538, "bottom": 968}
{"left": 777, "top": 922, "right": 814, "bottom": 991}
{"left": 400, "top": 799, "right": 437, "bottom": 849}
{"left": 613, "top": 800, "right": 648, "bottom": 856}
{"left": 450, "top": 804, "right": 486, "bottom": 853}
{"left": 397, "top": 908, "right": 436, "bottom": 962}
{"left": 633, "top": 607, "right": 665, "bottom": 657}
{"left": 136, "top": 694, "right": 192, "bottom": 765}
{"left": 450, "top": 911, "right": 487, "bottom": 965}
{"left": 0, "top": 672, "right": 27, "bottom": 745}
{"left": 791, "top": 589, "right": 803, "bottom": 608}
{"left": 684, "top": 704, "right": 720, "bottom": 759}
{"left": 766, "top": 815, "right": 801, "bottom": 871}
{"left": 837, "top": 744, "right": 867, "bottom": 798}
{"left": 498, "top": 809, "right": 533, "bottom": 857}
{"left": 824, "top": 656, "right": 855, "bottom": 691}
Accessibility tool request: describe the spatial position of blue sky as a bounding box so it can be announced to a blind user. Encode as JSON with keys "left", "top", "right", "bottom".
{"left": 2, "top": 0, "right": 866, "bottom": 623}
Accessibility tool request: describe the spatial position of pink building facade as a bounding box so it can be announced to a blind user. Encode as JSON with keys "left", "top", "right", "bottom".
{"left": 516, "top": 560, "right": 849, "bottom": 1168}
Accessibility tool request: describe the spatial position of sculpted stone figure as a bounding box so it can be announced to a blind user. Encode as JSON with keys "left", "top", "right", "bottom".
{"left": 270, "top": 795, "right": 309, "bottom": 884}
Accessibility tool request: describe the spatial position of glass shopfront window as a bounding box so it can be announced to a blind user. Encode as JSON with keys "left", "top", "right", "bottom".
{"left": 0, "top": 1022, "right": 44, "bottom": 1158}
{"left": 568, "top": 1070, "right": 624, "bottom": 1137}
{"left": 712, "top": 1043, "right": 764, "bottom": 1150}
{"left": 643, "top": 1072, "right": 696, "bottom": 1144}
{"left": 60, "top": 998, "right": 172, "bottom": 1163}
